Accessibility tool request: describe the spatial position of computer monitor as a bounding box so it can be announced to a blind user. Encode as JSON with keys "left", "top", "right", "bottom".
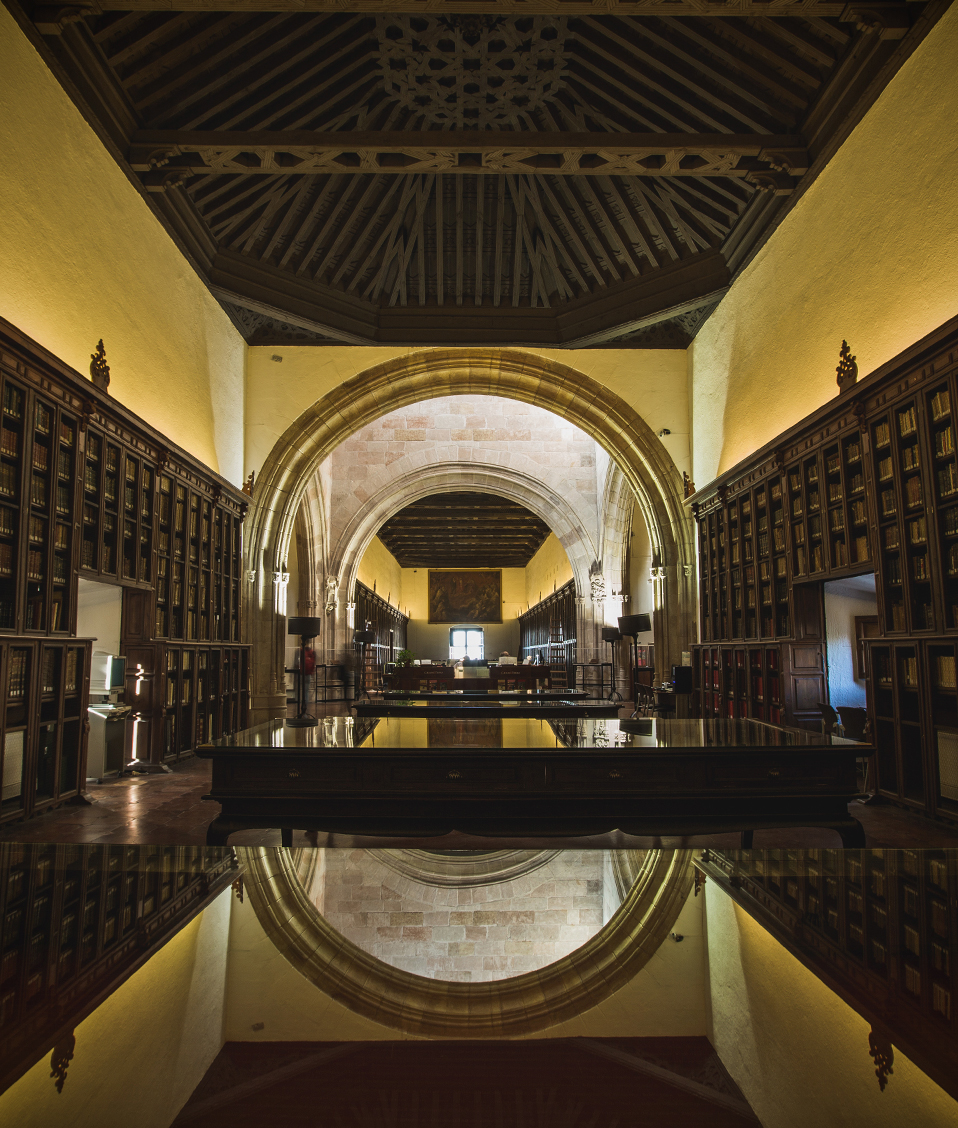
{"left": 90, "top": 653, "right": 126, "bottom": 694}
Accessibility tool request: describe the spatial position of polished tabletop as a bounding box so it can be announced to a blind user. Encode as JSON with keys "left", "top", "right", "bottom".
{"left": 203, "top": 716, "right": 866, "bottom": 752}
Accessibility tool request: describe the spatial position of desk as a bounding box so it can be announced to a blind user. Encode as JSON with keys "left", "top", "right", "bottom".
{"left": 380, "top": 689, "right": 589, "bottom": 701}
{"left": 574, "top": 662, "right": 614, "bottom": 699}
{"left": 197, "top": 717, "right": 869, "bottom": 846}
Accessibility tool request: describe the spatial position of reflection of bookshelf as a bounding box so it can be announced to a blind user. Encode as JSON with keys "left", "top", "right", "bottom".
{"left": 699, "top": 849, "right": 958, "bottom": 1094}
{"left": 0, "top": 843, "right": 237, "bottom": 1095}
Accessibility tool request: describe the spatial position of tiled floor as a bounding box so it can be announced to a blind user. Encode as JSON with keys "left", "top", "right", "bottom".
{"left": 4, "top": 749, "right": 958, "bottom": 848}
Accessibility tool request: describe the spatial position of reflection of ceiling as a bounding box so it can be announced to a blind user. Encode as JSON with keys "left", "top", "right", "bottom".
{"left": 28, "top": 4, "right": 939, "bottom": 346}
{"left": 377, "top": 491, "right": 552, "bottom": 568}
{"left": 173, "top": 1038, "right": 757, "bottom": 1127}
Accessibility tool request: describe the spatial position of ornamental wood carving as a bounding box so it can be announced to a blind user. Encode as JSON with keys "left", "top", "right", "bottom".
{"left": 89, "top": 339, "right": 110, "bottom": 391}
{"left": 836, "top": 339, "right": 859, "bottom": 394}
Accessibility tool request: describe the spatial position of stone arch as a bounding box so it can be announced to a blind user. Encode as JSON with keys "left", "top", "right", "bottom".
{"left": 245, "top": 349, "right": 694, "bottom": 718}
{"left": 321, "top": 462, "right": 598, "bottom": 663}
{"left": 237, "top": 846, "right": 695, "bottom": 1037}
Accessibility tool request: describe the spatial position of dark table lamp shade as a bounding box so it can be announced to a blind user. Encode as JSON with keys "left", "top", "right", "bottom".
{"left": 287, "top": 616, "right": 323, "bottom": 639}
{"left": 353, "top": 630, "right": 376, "bottom": 644}
{"left": 618, "top": 613, "right": 652, "bottom": 636}
{"left": 601, "top": 627, "right": 622, "bottom": 642}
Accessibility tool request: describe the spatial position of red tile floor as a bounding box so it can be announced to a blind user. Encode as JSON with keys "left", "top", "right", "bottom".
{"left": 3, "top": 701, "right": 958, "bottom": 847}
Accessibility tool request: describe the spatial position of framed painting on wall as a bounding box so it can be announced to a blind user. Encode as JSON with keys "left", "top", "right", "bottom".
{"left": 428, "top": 571, "right": 502, "bottom": 623}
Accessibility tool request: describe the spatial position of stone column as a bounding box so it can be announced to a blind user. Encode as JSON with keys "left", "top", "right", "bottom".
{"left": 248, "top": 566, "right": 290, "bottom": 725}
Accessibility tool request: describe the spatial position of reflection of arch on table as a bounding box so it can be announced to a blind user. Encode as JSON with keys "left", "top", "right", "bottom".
{"left": 244, "top": 350, "right": 695, "bottom": 720}
{"left": 238, "top": 845, "right": 694, "bottom": 1037}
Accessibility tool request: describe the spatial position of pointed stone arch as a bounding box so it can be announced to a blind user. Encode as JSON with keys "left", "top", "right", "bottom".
{"left": 244, "top": 349, "right": 694, "bottom": 718}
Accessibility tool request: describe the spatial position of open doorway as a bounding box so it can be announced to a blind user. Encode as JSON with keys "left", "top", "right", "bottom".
{"left": 823, "top": 574, "right": 878, "bottom": 732}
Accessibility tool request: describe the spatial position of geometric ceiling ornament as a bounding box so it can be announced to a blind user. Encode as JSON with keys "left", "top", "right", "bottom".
{"left": 379, "top": 15, "right": 566, "bottom": 129}
{"left": 33, "top": 6, "right": 940, "bottom": 345}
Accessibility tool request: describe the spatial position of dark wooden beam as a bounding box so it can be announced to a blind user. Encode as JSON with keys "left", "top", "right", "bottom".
{"left": 208, "top": 245, "right": 728, "bottom": 345}
{"left": 62, "top": 1, "right": 900, "bottom": 16}
{"left": 128, "top": 130, "right": 808, "bottom": 184}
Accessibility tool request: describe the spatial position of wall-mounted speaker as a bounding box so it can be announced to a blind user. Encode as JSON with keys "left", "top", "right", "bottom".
{"left": 617, "top": 613, "right": 652, "bottom": 636}
{"left": 287, "top": 616, "right": 323, "bottom": 639}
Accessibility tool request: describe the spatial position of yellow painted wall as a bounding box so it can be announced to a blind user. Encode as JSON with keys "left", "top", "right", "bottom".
{"left": 691, "top": 5, "right": 958, "bottom": 486}
{"left": 356, "top": 535, "right": 403, "bottom": 609}
{"left": 0, "top": 890, "right": 231, "bottom": 1128}
{"left": 400, "top": 567, "right": 524, "bottom": 659}
{"left": 245, "top": 347, "right": 689, "bottom": 486}
{"left": 0, "top": 11, "right": 245, "bottom": 484}
{"left": 524, "top": 533, "right": 574, "bottom": 606}
{"left": 704, "top": 883, "right": 958, "bottom": 1128}
{"left": 224, "top": 886, "right": 706, "bottom": 1041}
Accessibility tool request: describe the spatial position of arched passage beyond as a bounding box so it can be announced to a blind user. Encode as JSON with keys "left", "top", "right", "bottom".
{"left": 245, "top": 350, "right": 694, "bottom": 717}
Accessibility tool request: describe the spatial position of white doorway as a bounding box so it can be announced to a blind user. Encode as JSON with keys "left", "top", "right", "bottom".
{"left": 823, "top": 574, "right": 878, "bottom": 710}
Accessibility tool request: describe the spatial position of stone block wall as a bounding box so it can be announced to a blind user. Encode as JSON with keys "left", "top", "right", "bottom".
{"left": 312, "top": 850, "right": 608, "bottom": 983}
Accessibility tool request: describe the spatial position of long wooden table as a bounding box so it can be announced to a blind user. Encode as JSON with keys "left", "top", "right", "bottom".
{"left": 196, "top": 717, "right": 870, "bottom": 846}
{"left": 357, "top": 696, "right": 617, "bottom": 718}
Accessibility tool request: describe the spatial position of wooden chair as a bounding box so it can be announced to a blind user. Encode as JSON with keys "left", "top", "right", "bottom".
{"left": 818, "top": 702, "right": 845, "bottom": 737}
{"left": 836, "top": 704, "right": 873, "bottom": 792}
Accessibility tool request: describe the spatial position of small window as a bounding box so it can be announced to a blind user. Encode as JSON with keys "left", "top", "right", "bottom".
{"left": 449, "top": 628, "right": 483, "bottom": 660}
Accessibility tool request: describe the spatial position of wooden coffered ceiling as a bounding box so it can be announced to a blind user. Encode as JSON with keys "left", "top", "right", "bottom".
{"left": 376, "top": 492, "right": 552, "bottom": 568}
{"left": 14, "top": 1, "right": 943, "bottom": 346}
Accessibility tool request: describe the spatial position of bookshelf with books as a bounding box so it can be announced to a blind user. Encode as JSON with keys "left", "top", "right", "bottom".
{"left": 120, "top": 640, "right": 250, "bottom": 767}
{"left": 0, "top": 314, "right": 252, "bottom": 817}
{"left": 1, "top": 637, "right": 92, "bottom": 824}
{"left": 690, "top": 311, "right": 958, "bottom": 825}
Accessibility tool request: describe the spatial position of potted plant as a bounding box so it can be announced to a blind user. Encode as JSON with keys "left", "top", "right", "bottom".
{"left": 395, "top": 648, "right": 415, "bottom": 668}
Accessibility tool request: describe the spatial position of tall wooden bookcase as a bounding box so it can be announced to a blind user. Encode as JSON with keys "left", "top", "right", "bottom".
{"left": 690, "top": 312, "right": 958, "bottom": 826}
{"left": 0, "top": 316, "right": 251, "bottom": 816}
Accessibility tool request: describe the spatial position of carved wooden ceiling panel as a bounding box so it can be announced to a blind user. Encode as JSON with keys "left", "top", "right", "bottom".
{"left": 25, "top": 2, "right": 936, "bottom": 344}
{"left": 376, "top": 492, "right": 553, "bottom": 568}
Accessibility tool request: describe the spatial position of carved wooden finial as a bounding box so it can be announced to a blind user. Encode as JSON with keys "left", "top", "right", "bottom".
{"left": 683, "top": 471, "right": 696, "bottom": 499}
{"left": 90, "top": 339, "right": 110, "bottom": 391}
{"left": 868, "top": 1026, "right": 894, "bottom": 1092}
{"left": 50, "top": 1032, "right": 75, "bottom": 1093}
{"left": 836, "top": 340, "right": 858, "bottom": 394}
{"left": 242, "top": 471, "right": 255, "bottom": 496}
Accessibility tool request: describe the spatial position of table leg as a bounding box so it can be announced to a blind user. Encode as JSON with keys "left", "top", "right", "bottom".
{"left": 837, "top": 819, "right": 867, "bottom": 847}
{"left": 206, "top": 817, "right": 236, "bottom": 846}
{"left": 281, "top": 828, "right": 293, "bottom": 847}
{"left": 740, "top": 829, "right": 754, "bottom": 848}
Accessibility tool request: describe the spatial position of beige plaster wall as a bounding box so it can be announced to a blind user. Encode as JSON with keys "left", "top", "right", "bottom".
{"left": 402, "top": 567, "right": 523, "bottom": 659}
{"left": 525, "top": 533, "right": 574, "bottom": 606}
{"left": 691, "top": 5, "right": 958, "bottom": 487}
{"left": 224, "top": 883, "right": 706, "bottom": 1041}
{"left": 704, "top": 883, "right": 958, "bottom": 1128}
{"left": 0, "top": 11, "right": 245, "bottom": 484}
{"left": 0, "top": 890, "right": 231, "bottom": 1128}
{"left": 245, "top": 347, "right": 689, "bottom": 486}
{"left": 356, "top": 535, "right": 403, "bottom": 610}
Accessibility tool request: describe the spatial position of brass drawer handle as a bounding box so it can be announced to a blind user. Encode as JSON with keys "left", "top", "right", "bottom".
{"left": 447, "top": 770, "right": 461, "bottom": 779}
{"left": 767, "top": 769, "right": 780, "bottom": 778}
{"left": 288, "top": 769, "right": 300, "bottom": 779}
{"left": 609, "top": 769, "right": 622, "bottom": 780}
